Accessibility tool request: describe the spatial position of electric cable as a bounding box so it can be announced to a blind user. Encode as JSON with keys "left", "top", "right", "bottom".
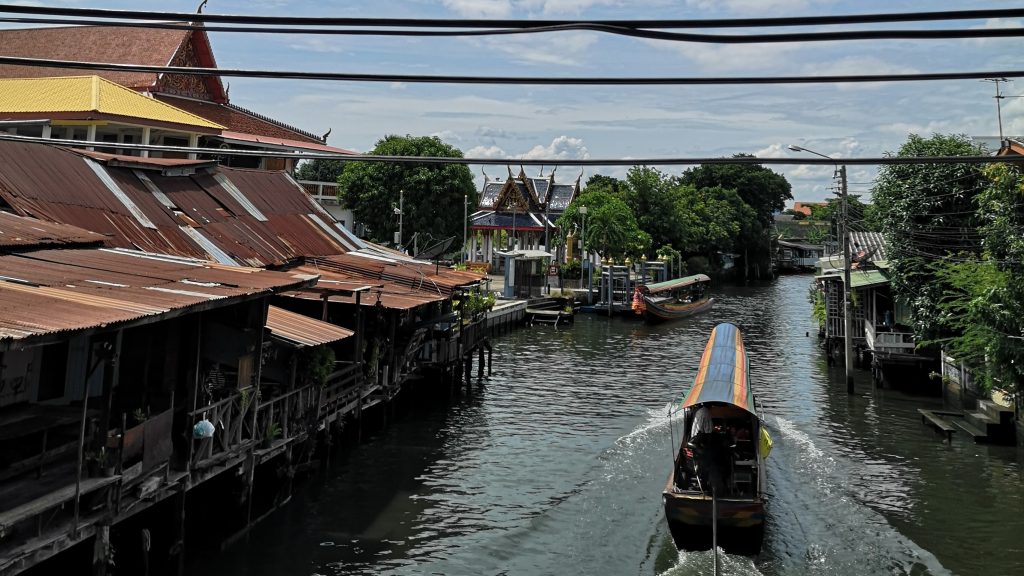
{"left": 3, "top": 55, "right": 1024, "bottom": 86}
{"left": 1, "top": 16, "right": 1023, "bottom": 43}
{"left": 2, "top": 4, "right": 1023, "bottom": 29}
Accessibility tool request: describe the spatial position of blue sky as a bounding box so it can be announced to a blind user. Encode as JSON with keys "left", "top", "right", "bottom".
{"left": 7, "top": 0, "right": 1024, "bottom": 202}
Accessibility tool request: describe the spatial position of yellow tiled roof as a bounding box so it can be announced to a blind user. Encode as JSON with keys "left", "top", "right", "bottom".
{"left": 0, "top": 75, "right": 225, "bottom": 130}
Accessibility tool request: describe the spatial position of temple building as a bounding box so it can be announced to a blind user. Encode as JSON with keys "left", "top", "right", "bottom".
{"left": 0, "top": 23, "right": 354, "bottom": 170}
{"left": 468, "top": 168, "right": 580, "bottom": 271}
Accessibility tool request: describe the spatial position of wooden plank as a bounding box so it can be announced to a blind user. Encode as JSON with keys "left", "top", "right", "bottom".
{"left": 0, "top": 476, "right": 119, "bottom": 531}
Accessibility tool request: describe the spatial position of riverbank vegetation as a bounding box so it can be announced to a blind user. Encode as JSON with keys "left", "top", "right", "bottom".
{"left": 873, "top": 133, "right": 1024, "bottom": 395}
{"left": 557, "top": 159, "right": 792, "bottom": 275}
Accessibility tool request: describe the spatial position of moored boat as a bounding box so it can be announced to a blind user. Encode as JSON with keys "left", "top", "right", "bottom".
{"left": 632, "top": 274, "right": 713, "bottom": 323}
{"left": 663, "top": 322, "right": 771, "bottom": 555}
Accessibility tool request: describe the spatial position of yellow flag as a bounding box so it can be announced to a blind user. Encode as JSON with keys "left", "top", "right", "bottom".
{"left": 759, "top": 426, "right": 773, "bottom": 459}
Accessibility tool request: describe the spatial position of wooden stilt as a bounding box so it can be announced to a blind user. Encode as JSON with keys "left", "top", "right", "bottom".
{"left": 92, "top": 524, "right": 110, "bottom": 576}
{"left": 477, "top": 347, "right": 485, "bottom": 380}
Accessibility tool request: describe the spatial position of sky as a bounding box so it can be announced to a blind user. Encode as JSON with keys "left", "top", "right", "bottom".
{"left": 5, "top": 0, "right": 1024, "bottom": 203}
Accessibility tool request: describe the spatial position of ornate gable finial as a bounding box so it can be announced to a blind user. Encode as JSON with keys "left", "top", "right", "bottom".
{"left": 481, "top": 167, "right": 489, "bottom": 183}
{"left": 519, "top": 165, "right": 526, "bottom": 180}
{"left": 322, "top": 127, "right": 332, "bottom": 142}
{"left": 197, "top": 0, "right": 208, "bottom": 13}
{"left": 507, "top": 165, "right": 514, "bottom": 179}
{"left": 575, "top": 168, "right": 584, "bottom": 188}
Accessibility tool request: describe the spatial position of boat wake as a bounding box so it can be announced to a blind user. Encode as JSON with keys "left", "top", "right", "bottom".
{"left": 763, "top": 415, "right": 952, "bottom": 576}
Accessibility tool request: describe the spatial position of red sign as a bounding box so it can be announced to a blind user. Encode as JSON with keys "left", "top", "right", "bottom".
{"left": 548, "top": 265, "right": 560, "bottom": 276}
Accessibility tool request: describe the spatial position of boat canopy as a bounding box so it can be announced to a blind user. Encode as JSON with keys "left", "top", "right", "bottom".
{"left": 681, "top": 322, "right": 757, "bottom": 417}
{"left": 639, "top": 273, "right": 710, "bottom": 295}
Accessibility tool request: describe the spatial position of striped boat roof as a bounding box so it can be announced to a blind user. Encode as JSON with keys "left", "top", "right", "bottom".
{"left": 681, "top": 323, "right": 756, "bottom": 416}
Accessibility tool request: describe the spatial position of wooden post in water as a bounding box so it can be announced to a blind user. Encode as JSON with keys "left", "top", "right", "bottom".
{"left": 477, "top": 347, "right": 485, "bottom": 380}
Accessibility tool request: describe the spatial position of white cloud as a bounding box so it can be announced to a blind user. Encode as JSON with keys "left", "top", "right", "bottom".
{"left": 443, "top": 0, "right": 512, "bottom": 17}
{"left": 966, "top": 18, "right": 1024, "bottom": 45}
{"left": 753, "top": 143, "right": 787, "bottom": 158}
{"left": 389, "top": 82, "right": 408, "bottom": 90}
{"left": 466, "top": 145, "right": 508, "bottom": 158}
{"left": 684, "top": 0, "right": 818, "bottom": 13}
{"left": 520, "top": 135, "right": 591, "bottom": 160}
{"left": 431, "top": 130, "right": 462, "bottom": 144}
{"left": 288, "top": 38, "right": 347, "bottom": 54}
{"left": 480, "top": 33, "right": 598, "bottom": 67}
{"left": 648, "top": 41, "right": 798, "bottom": 72}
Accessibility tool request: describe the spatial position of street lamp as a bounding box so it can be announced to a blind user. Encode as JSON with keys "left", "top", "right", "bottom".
{"left": 393, "top": 189, "right": 404, "bottom": 250}
{"left": 578, "top": 205, "right": 588, "bottom": 296}
{"left": 789, "top": 144, "right": 854, "bottom": 394}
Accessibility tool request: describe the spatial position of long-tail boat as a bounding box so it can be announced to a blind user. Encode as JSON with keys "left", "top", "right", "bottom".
{"left": 632, "top": 274, "right": 714, "bottom": 323}
{"left": 663, "top": 322, "right": 771, "bottom": 555}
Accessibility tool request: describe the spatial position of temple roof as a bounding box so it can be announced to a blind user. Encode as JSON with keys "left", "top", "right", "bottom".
{"left": 0, "top": 24, "right": 226, "bottom": 103}
{"left": 157, "top": 95, "right": 326, "bottom": 144}
{"left": 476, "top": 170, "right": 579, "bottom": 213}
{"left": 0, "top": 76, "right": 224, "bottom": 131}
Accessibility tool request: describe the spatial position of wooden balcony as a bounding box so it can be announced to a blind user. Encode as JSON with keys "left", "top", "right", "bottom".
{"left": 865, "top": 319, "right": 916, "bottom": 355}
{"left": 296, "top": 180, "right": 340, "bottom": 205}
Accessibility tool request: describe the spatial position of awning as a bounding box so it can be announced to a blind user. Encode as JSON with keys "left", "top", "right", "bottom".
{"left": 266, "top": 305, "right": 353, "bottom": 347}
{"left": 681, "top": 323, "right": 756, "bottom": 417}
{"left": 817, "top": 269, "right": 889, "bottom": 289}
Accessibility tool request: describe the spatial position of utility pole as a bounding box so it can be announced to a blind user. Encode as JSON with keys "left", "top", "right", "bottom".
{"left": 579, "top": 205, "right": 588, "bottom": 294}
{"left": 789, "top": 144, "right": 855, "bottom": 393}
{"left": 840, "top": 165, "right": 854, "bottom": 394}
{"left": 463, "top": 194, "right": 468, "bottom": 264}
{"left": 984, "top": 78, "right": 1010, "bottom": 142}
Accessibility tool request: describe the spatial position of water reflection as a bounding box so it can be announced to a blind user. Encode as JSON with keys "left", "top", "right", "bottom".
{"left": 192, "top": 275, "right": 1024, "bottom": 576}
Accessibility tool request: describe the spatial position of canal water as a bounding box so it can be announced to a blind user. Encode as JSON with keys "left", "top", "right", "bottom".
{"left": 193, "top": 274, "right": 1024, "bottom": 576}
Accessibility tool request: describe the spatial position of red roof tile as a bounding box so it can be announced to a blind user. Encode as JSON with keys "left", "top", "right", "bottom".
{"left": 0, "top": 25, "right": 185, "bottom": 90}
{"left": 157, "top": 95, "right": 325, "bottom": 144}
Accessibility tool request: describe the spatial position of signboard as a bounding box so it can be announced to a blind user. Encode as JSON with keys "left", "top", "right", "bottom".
{"left": 547, "top": 264, "right": 560, "bottom": 276}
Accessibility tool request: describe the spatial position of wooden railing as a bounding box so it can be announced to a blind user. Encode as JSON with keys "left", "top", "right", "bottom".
{"left": 189, "top": 392, "right": 252, "bottom": 468}
{"left": 865, "top": 319, "right": 916, "bottom": 354}
{"left": 297, "top": 180, "right": 340, "bottom": 205}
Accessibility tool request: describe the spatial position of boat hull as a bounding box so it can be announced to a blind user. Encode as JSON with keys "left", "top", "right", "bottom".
{"left": 663, "top": 484, "right": 765, "bottom": 553}
{"left": 643, "top": 297, "right": 715, "bottom": 323}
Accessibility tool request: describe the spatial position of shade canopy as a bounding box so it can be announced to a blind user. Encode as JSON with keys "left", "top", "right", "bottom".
{"left": 681, "top": 323, "right": 756, "bottom": 417}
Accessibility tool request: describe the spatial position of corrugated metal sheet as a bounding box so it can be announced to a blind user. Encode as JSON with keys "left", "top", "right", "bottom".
{"left": 0, "top": 247, "right": 316, "bottom": 347}
{"left": 307, "top": 253, "right": 484, "bottom": 296}
{"left": 284, "top": 264, "right": 445, "bottom": 311}
{"left": 0, "top": 211, "right": 104, "bottom": 248}
{"left": 266, "top": 305, "right": 353, "bottom": 347}
{"left": 0, "top": 140, "right": 354, "bottom": 267}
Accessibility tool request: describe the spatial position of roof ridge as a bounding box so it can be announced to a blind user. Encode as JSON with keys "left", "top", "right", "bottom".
{"left": 223, "top": 102, "right": 323, "bottom": 143}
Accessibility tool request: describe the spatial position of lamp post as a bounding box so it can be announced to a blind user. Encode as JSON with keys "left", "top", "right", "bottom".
{"left": 463, "top": 194, "right": 468, "bottom": 264}
{"left": 393, "top": 189, "right": 404, "bottom": 251}
{"left": 578, "top": 205, "right": 588, "bottom": 293}
{"left": 789, "top": 144, "right": 854, "bottom": 394}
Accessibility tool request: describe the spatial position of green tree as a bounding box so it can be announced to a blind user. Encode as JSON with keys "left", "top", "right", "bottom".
{"left": 584, "top": 174, "right": 626, "bottom": 197}
{"left": 621, "top": 167, "right": 685, "bottom": 250}
{"left": 675, "top": 185, "right": 757, "bottom": 260}
{"left": 930, "top": 163, "right": 1024, "bottom": 394}
{"left": 679, "top": 157, "right": 792, "bottom": 269}
{"left": 679, "top": 156, "right": 792, "bottom": 226}
{"left": 338, "top": 135, "right": 477, "bottom": 245}
{"left": 871, "top": 133, "right": 987, "bottom": 339}
{"left": 295, "top": 159, "right": 345, "bottom": 183}
{"left": 557, "top": 191, "right": 649, "bottom": 260}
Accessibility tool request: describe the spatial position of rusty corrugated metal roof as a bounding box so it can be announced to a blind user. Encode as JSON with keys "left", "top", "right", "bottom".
{"left": 308, "top": 253, "right": 484, "bottom": 296}
{"left": 0, "top": 139, "right": 353, "bottom": 267}
{"left": 266, "top": 305, "right": 353, "bottom": 347}
{"left": 284, "top": 263, "right": 446, "bottom": 311}
{"left": 0, "top": 247, "right": 317, "bottom": 348}
{"left": 0, "top": 211, "right": 105, "bottom": 249}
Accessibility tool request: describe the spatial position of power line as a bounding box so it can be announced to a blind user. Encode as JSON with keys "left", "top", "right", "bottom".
{"left": 2, "top": 4, "right": 1023, "bottom": 29}
{"left": 2, "top": 133, "right": 1024, "bottom": 166}
{"left": 3, "top": 55, "right": 1024, "bottom": 86}
{"left": 3, "top": 16, "right": 1023, "bottom": 43}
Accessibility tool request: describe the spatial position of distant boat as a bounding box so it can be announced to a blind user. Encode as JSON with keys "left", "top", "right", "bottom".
{"left": 632, "top": 274, "right": 714, "bottom": 323}
{"left": 663, "top": 323, "right": 770, "bottom": 555}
